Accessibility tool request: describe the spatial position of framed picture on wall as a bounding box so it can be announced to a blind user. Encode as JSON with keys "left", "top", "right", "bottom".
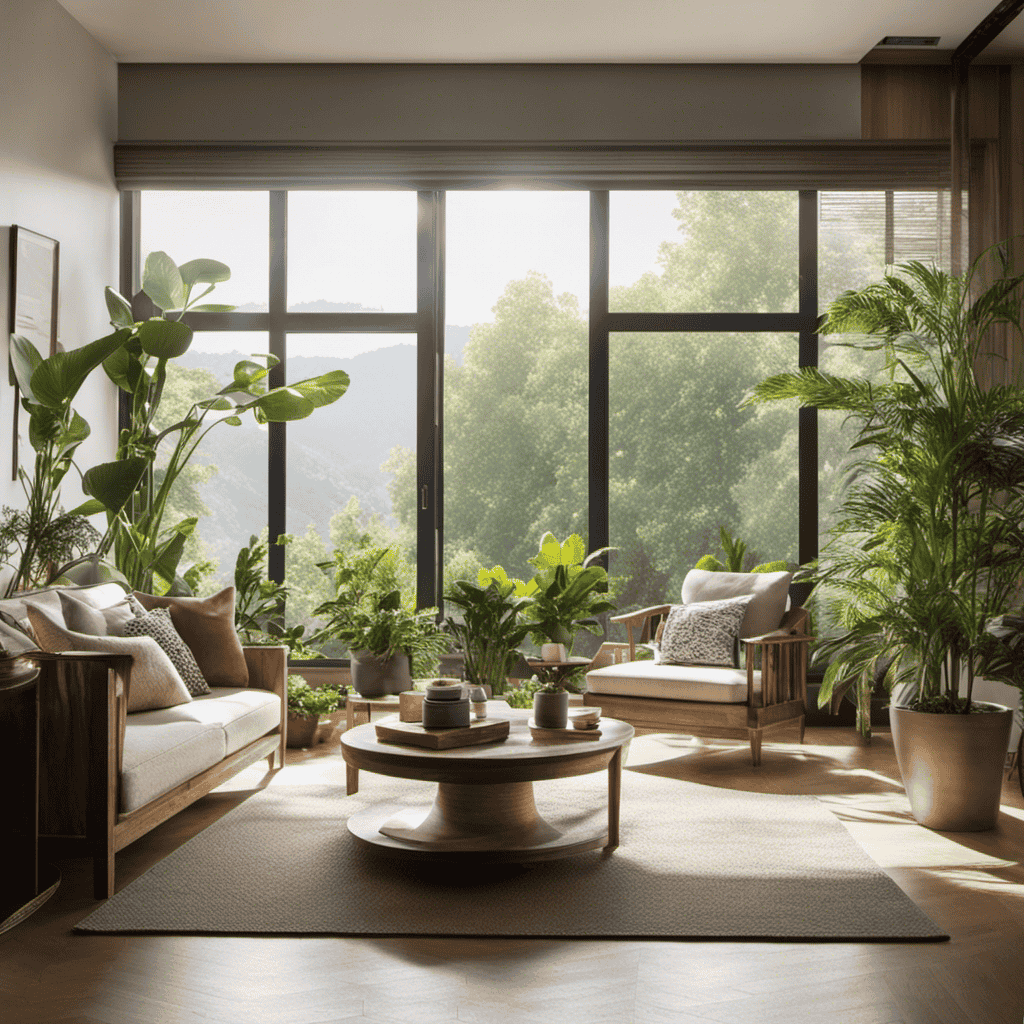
{"left": 9, "top": 226, "right": 59, "bottom": 480}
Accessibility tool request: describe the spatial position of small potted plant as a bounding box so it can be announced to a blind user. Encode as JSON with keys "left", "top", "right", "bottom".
{"left": 311, "top": 543, "right": 448, "bottom": 697}
{"left": 286, "top": 674, "right": 348, "bottom": 748}
{"left": 531, "top": 676, "right": 571, "bottom": 729}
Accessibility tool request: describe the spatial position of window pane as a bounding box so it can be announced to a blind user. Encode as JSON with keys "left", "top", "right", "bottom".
{"left": 165, "top": 332, "right": 270, "bottom": 589}
{"left": 818, "top": 191, "right": 952, "bottom": 539}
{"left": 284, "top": 334, "right": 417, "bottom": 650}
{"left": 609, "top": 332, "right": 797, "bottom": 621}
{"left": 610, "top": 192, "right": 799, "bottom": 313}
{"left": 443, "top": 192, "right": 589, "bottom": 597}
{"left": 287, "top": 192, "right": 417, "bottom": 312}
{"left": 140, "top": 192, "right": 269, "bottom": 311}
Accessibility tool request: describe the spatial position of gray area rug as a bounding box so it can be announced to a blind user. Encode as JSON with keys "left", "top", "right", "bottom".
{"left": 77, "top": 771, "right": 946, "bottom": 940}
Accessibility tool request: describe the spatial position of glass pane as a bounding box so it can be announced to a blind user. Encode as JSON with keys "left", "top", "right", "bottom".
{"left": 609, "top": 332, "right": 797, "bottom": 624}
{"left": 162, "top": 332, "right": 270, "bottom": 590}
{"left": 610, "top": 191, "right": 799, "bottom": 313}
{"left": 284, "top": 334, "right": 417, "bottom": 651}
{"left": 443, "top": 191, "right": 589, "bottom": 605}
{"left": 818, "top": 191, "right": 952, "bottom": 538}
{"left": 140, "top": 192, "right": 269, "bottom": 311}
{"left": 287, "top": 192, "right": 417, "bottom": 312}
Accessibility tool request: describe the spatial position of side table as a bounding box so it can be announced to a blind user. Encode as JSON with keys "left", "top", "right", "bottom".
{"left": 0, "top": 657, "right": 60, "bottom": 933}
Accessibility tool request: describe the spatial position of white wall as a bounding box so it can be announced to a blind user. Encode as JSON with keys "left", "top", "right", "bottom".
{"left": 0, "top": 0, "right": 118, "bottom": 511}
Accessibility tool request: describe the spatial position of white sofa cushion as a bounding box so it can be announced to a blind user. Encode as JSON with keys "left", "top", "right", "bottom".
{"left": 119, "top": 688, "right": 281, "bottom": 812}
{"left": 586, "top": 660, "right": 761, "bottom": 704}
{"left": 121, "top": 718, "right": 227, "bottom": 813}
{"left": 184, "top": 687, "right": 282, "bottom": 755}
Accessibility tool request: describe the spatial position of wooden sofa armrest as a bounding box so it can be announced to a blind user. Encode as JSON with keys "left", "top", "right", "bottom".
{"left": 243, "top": 646, "right": 287, "bottom": 765}
{"left": 611, "top": 604, "right": 672, "bottom": 660}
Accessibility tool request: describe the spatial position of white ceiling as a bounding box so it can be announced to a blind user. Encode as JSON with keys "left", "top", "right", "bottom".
{"left": 55, "top": 0, "right": 1024, "bottom": 64}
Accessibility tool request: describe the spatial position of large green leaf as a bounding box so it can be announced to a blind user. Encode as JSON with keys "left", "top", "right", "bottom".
{"left": 58, "top": 410, "right": 91, "bottom": 452}
{"left": 137, "top": 317, "right": 193, "bottom": 358}
{"left": 9, "top": 334, "right": 43, "bottom": 401}
{"left": 27, "top": 404, "right": 60, "bottom": 450}
{"left": 30, "top": 329, "right": 131, "bottom": 408}
{"left": 102, "top": 345, "right": 134, "bottom": 392}
{"left": 83, "top": 456, "right": 149, "bottom": 514}
{"left": 288, "top": 369, "right": 351, "bottom": 409}
{"left": 142, "top": 251, "right": 185, "bottom": 312}
{"left": 104, "top": 287, "right": 135, "bottom": 328}
{"left": 246, "top": 387, "right": 315, "bottom": 422}
{"left": 178, "top": 258, "right": 230, "bottom": 287}
{"left": 149, "top": 519, "right": 198, "bottom": 592}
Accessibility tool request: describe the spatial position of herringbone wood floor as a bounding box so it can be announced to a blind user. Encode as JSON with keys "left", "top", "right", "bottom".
{"left": 4, "top": 722, "right": 1024, "bottom": 1024}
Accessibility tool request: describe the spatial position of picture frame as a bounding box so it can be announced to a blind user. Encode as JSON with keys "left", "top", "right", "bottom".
{"left": 9, "top": 225, "right": 59, "bottom": 480}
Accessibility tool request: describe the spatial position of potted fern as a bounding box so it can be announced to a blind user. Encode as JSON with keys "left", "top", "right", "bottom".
{"left": 746, "top": 249, "right": 1024, "bottom": 830}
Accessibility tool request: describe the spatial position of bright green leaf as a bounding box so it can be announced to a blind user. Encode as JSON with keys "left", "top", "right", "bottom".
{"left": 177, "top": 258, "right": 231, "bottom": 287}
{"left": 189, "top": 303, "right": 235, "bottom": 312}
{"left": 67, "top": 498, "right": 106, "bottom": 516}
{"left": 142, "top": 251, "right": 185, "bottom": 312}
{"left": 30, "top": 329, "right": 131, "bottom": 408}
{"left": 83, "top": 456, "right": 149, "bottom": 514}
{"left": 104, "top": 287, "right": 135, "bottom": 328}
{"left": 137, "top": 317, "right": 193, "bottom": 358}
{"left": 287, "top": 369, "right": 350, "bottom": 409}
{"left": 9, "top": 335, "right": 43, "bottom": 401}
{"left": 248, "top": 388, "right": 315, "bottom": 422}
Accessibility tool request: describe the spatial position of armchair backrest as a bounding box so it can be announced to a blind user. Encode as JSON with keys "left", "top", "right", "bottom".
{"left": 681, "top": 569, "right": 793, "bottom": 639}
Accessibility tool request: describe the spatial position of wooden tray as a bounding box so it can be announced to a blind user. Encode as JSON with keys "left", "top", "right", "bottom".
{"left": 375, "top": 717, "right": 510, "bottom": 750}
{"left": 528, "top": 720, "right": 603, "bottom": 742}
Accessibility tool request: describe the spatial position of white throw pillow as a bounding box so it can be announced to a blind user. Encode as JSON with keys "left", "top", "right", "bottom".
{"left": 27, "top": 606, "right": 193, "bottom": 712}
{"left": 656, "top": 595, "right": 754, "bottom": 668}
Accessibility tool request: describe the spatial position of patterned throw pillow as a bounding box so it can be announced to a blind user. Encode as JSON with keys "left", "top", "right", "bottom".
{"left": 656, "top": 595, "right": 754, "bottom": 667}
{"left": 124, "top": 607, "right": 211, "bottom": 696}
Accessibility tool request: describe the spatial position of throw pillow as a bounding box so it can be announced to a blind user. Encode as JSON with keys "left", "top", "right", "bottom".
{"left": 656, "top": 595, "right": 754, "bottom": 668}
{"left": 124, "top": 607, "right": 211, "bottom": 697}
{"left": 0, "top": 609, "right": 37, "bottom": 654}
{"left": 26, "top": 606, "right": 193, "bottom": 712}
{"left": 127, "top": 593, "right": 148, "bottom": 618}
{"left": 57, "top": 589, "right": 138, "bottom": 634}
{"left": 133, "top": 586, "right": 249, "bottom": 687}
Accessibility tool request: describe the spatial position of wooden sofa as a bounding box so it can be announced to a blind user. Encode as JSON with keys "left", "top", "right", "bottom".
{"left": 0, "top": 585, "right": 287, "bottom": 898}
{"left": 584, "top": 570, "right": 811, "bottom": 765}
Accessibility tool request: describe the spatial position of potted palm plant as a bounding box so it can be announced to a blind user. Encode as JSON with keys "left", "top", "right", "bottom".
{"left": 746, "top": 250, "right": 1024, "bottom": 830}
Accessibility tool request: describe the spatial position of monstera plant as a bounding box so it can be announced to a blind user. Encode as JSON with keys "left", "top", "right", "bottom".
{"left": 64, "top": 252, "right": 351, "bottom": 594}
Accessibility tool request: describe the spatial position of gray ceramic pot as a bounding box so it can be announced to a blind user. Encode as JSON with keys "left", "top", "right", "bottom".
{"left": 890, "top": 702, "right": 1013, "bottom": 831}
{"left": 533, "top": 690, "right": 569, "bottom": 729}
{"left": 349, "top": 650, "right": 412, "bottom": 697}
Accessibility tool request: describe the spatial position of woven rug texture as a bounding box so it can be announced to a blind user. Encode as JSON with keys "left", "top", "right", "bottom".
{"left": 76, "top": 769, "right": 946, "bottom": 940}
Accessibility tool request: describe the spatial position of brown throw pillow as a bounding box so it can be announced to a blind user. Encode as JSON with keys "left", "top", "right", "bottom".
{"left": 133, "top": 587, "right": 249, "bottom": 687}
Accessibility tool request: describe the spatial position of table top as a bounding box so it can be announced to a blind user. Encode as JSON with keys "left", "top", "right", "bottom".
{"left": 346, "top": 694, "right": 403, "bottom": 707}
{"left": 342, "top": 704, "right": 632, "bottom": 769}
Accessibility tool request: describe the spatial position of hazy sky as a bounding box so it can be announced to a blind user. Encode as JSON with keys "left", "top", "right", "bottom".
{"left": 141, "top": 190, "right": 682, "bottom": 355}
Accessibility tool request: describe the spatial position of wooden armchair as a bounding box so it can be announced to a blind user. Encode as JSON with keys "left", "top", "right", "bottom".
{"left": 584, "top": 569, "right": 810, "bottom": 766}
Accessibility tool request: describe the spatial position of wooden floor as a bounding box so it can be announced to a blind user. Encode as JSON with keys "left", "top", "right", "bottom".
{"left": 5, "top": 721, "right": 1024, "bottom": 1024}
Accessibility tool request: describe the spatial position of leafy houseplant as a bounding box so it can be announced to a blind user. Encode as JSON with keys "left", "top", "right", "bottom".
{"left": 312, "top": 542, "right": 448, "bottom": 696}
{"left": 695, "top": 526, "right": 791, "bottom": 574}
{"left": 71, "top": 252, "right": 350, "bottom": 595}
{"left": 286, "top": 674, "right": 348, "bottom": 748}
{"left": 482, "top": 532, "right": 615, "bottom": 658}
{"left": 443, "top": 577, "right": 533, "bottom": 696}
{"left": 746, "top": 251, "right": 1024, "bottom": 830}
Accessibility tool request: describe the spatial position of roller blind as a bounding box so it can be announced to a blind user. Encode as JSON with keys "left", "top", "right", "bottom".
{"left": 114, "top": 140, "right": 952, "bottom": 191}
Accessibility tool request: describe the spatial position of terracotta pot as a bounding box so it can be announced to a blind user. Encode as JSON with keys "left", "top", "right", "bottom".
{"left": 890, "top": 702, "right": 1013, "bottom": 831}
{"left": 533, "top": 690, "right": 569, "bottom": 729}
{"left": 349, "top": 650, "right": 412, "bottom": 697}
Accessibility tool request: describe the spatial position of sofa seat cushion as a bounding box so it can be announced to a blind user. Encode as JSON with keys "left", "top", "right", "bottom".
{"left": 586, "top": 660, "right": 761, "bottom": 704}
{"left": 119, "top": 689, "right": 281, "bottom": 813}
{"left": 185, "top": 687, "right": 282, "bottom": 755}
{"left": 121, "top": 717, "right": 227, "bottom": 813}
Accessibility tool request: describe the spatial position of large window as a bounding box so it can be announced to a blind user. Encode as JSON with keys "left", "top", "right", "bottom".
{"left": 132, "top": 186, "right": 951, "bottom": 656}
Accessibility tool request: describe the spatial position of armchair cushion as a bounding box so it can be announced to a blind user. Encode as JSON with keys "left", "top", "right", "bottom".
{"left": 656, "top": 595, "right": 753, "bottom": 667}
{"left": 587, "top": 660, "right": 759, "bottom": 703}
{"left": 681, "top": 569, "right": 793, "bottom": 638}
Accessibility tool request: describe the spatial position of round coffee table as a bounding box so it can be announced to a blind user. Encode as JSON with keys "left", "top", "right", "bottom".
{"left": 341, "top": 706, "right": 633, "bottom": 862}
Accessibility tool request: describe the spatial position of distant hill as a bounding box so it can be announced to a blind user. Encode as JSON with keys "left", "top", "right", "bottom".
{"left": 177, "top": 328, "right": 473, "bottom": 571}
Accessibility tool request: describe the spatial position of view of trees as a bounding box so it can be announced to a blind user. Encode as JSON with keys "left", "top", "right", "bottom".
{"left": 149, "top": 188, "right": 947, "bottom": 652}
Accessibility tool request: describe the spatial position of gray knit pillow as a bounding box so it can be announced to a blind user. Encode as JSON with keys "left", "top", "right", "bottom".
{"left": 656, "top": 595, "right": 754, "bottom": 667}
{"left": 124, "top": 607, "right": 211, "bottom": 696}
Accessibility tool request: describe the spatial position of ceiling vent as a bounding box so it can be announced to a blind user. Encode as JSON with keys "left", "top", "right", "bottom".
{"left": 877, "top": 36, "right": 941, "bottom": 46}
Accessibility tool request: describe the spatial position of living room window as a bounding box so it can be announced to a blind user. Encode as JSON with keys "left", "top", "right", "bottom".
{"left": 131, "top": 185, "right": 951, "bottom": 654}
